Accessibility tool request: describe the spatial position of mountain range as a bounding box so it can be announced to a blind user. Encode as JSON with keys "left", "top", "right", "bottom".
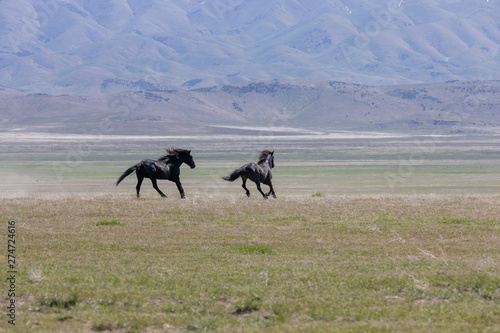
{"left": 1, "top": 0, "right": 499, "bottom": 94}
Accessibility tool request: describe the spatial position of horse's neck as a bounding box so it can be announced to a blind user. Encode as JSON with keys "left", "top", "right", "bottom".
{"left": 160, "top": 157, "right": 182, "bottom": 167}
{"left": 171, "top": 160, "right": 183, "bottom": 167}
{"left": 258, "top": 158, "right": 272, "bottom": 169}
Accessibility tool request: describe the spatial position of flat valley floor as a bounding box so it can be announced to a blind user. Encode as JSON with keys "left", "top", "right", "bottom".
{"left": 2, "top": 131, "right": 500, "bottom": 197}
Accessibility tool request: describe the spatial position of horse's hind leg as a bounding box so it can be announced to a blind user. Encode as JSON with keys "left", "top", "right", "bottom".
{"left": 150, "top": 178, "right": 167, "bottom": 198}
{"left": 242, "top": 178, "right": 250, "bottom": 197}
{"left": 254, "top": 181, "right": 268, "bottom": 199}
{"left": 136, "top": 174, "right": 144, "bottom": 197}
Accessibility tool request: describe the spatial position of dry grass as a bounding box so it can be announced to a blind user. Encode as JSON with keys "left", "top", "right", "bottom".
{"left": 2, "top": 194, "right": 500, "bottom": 332}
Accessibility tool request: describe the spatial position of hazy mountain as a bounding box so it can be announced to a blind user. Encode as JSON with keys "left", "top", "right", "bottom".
{"left": 2, "top": 80, "right": 499, "bottom": 134}
{"left": 1, "top": 0, "right": 499, "bottom": 94}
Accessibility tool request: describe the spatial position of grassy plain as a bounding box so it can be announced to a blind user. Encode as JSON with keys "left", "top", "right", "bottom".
{"left": 1, "top": 132, "right": 500, "bottom": 332}
{"left": 2, "top": 195, "right": 500, "bottom": 332}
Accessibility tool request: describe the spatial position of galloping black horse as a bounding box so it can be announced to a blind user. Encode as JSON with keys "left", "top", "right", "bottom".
{"left": 222, "top": 150, "right": 276, "bottom": 199}
{"left": 116, "top": 148, "right": 195, "bottom": 198}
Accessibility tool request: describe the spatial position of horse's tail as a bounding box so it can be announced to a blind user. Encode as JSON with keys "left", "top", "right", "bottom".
{"left": 116, "top": 163, "right": 139, "bottom": 186}
{"left": 221, "top": 166, "right": 246, "bottom": 182}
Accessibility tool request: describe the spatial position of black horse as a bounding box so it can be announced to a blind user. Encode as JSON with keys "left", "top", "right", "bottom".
{"left": 116, "top": 148, "right": 195, "bottom": 198}
{"left": 222, "top": 150, "right": 276, "bottom": 199}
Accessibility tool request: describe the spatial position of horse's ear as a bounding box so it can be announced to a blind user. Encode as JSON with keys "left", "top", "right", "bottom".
{"left": 188, "top": 150, "right": 191, "bottom": 155}
{"left": 271, "top": 151, "right": 274, "bottom": 155}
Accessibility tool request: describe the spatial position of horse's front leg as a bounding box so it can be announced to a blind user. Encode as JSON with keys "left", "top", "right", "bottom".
{"left": 175, "top": 180, "right": 186, "bottom": 199}
{"left": 265, "top": 181, "right": 276, "bottom": 198}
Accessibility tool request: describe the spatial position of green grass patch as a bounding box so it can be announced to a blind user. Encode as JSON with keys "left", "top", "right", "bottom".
{"left": 434, "top": 217, "right": 499, "bottom": 225}
{"left": 435, "top": 217, "right": 473, "bottom": 225}
{"left": 234, "top": 244, "right": 274, "bottom": 255}
{"left": 96, "top": 220, "right": 124, "bottom": 226}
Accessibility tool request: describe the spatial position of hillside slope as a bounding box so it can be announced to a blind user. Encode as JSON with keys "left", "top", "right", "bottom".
{"left": 1, "top": 80, "right": 499, "bottom": 135}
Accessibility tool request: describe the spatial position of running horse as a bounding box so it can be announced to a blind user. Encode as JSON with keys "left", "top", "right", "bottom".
{"left": 222, "top": 150, "right": 276, "bottom": 199}
{"left": 116, "top": 148, "right": 195, "bottom": 198}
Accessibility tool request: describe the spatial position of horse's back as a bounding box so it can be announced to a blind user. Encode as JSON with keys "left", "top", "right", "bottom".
{"left": 140, "top": 159, "right": 178, "bottom": 180}
{"left": 243, "top": 162, "right": 261, "bottom": 174}
{"left": 137, "top": 159, "right": 160, "bottom": 175}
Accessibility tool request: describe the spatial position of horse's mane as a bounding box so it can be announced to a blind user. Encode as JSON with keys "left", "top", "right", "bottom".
{"left": 158, "top": 148, "right": 190, "bottom": 161}
{"left": 258, "top": 150, "right": 273, "bottom": 163}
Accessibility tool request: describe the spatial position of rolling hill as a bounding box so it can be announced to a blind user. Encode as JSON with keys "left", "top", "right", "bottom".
{"left": 1, "top": 80, "right": 499, "bottom": 135}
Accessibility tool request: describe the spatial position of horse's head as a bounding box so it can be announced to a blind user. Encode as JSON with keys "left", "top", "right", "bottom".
{"left": 259, "top": 150, "right": 274, "bottom": 168}
{"left": 177, "top": 149, "right": 196, "bottom": 169}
